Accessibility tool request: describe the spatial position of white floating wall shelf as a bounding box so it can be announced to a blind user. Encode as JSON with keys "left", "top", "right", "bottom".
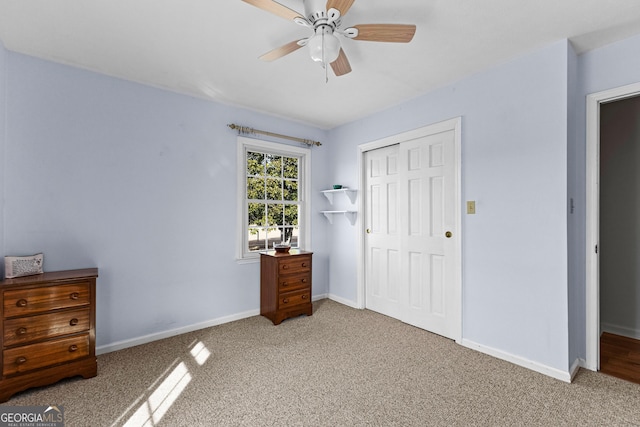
{"left": 320, "top": 210, "right": 358, "bottom": 225}
{"left": 320, "top": 188, "right": 357, "bottom": 205}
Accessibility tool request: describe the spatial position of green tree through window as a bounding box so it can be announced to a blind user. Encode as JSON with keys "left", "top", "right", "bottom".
{"left": 246, "top": 151, "right": 300, "bottom": 252}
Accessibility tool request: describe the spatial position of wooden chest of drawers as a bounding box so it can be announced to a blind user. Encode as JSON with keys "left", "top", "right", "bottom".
{"left": 0, "top": 268, "right": 98, "bottom": 402}
{"left": 260, "top": 250, "right": 312, "bottom": 325}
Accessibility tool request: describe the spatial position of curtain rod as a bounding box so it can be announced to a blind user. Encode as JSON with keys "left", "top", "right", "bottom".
{"left": 228, "top": 124, "right": 322, "bottom": 147}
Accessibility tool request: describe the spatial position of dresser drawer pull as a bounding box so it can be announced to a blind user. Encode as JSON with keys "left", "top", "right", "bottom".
{"left": 16, "top": 356, "right": 27, "bottom": 365}
{"left": 282, "top": 282, "right": 289, "bottom": 287}
{"left": 301, "top": 295, "right": 308, "bottom": 300}
{"left": 69, "top": 345, "right": 78, "bottom": 352}
{"left": 282, "top": 265, "right": 289, "bottom": 270}
{"left": 16, "top": 299, "right": 28, "bottom": 307}
{"left": 282, "top": 298, "right": 289, "bottom": 304}
{"left": 70, "top": 318, "right": 79, "bottom": 326}
{"left": 301, "top": 263, "right": 307, "bottom": 267}
{"left": 70, "top": 292, "right": 80, "bottom": 300}
{"left": 16, "top": 327, "right": 27, "bottom": 335}
{"left": 301, "top": 278, "right": 307, "bottom": 283}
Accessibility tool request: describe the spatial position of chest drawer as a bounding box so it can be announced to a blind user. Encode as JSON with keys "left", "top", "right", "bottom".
{"left": 3, "top": 308, "right": 90, "bottom": 347}
{"left": 278, "top": 272, "right": 311, "bottom": 292}
{"left": 3, "top": 282, "right": 90, "bottom": 317}
{"left": 3, "top": 333, "right": 90, "bottom": 376}
{"left": 278, "top": 288, "right": 311, "bottom": 310}
{"left": 278, "top": 256, "right": 311, "bottom": 275}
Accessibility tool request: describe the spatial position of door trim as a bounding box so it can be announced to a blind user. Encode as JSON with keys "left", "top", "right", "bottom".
{"left": 585, "top": 82, "right": 640, "bottom": 371}
{"left": 356, "top": 117, "right": 462, "bottom": 343}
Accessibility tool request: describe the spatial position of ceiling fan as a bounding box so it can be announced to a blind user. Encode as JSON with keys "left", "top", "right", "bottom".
{"left": 241, "top": 0, "right": 416, "bottom": 77}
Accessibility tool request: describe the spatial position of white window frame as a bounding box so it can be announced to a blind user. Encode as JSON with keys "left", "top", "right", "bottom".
{"left": 236, "top": 136, "right": 311, "bottom": 263}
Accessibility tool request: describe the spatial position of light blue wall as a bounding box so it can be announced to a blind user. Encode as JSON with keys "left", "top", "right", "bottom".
{"left": 327, "top": 41, "right": 571, "bottom": 372}
{"left": 3, "top": 52, "right": 331, "bottom": 349}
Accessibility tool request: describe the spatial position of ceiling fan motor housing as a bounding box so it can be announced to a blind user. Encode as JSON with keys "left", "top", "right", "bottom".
{"left": 303, "top": 0, "right": 341, "bottom": 28}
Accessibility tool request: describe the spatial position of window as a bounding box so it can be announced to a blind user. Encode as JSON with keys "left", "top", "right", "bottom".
{"left": 237, "top": 137, "right": 310, "bottom": 261}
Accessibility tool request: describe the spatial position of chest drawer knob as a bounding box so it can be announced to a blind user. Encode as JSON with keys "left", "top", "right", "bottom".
{"left": 16, "top": 327, "right": 27, "bottom": 335}
{"left": 16, "top": 357, "right": 27, "bottom": 365}
{"left": 301, "top": 262, "right": 307, "bottom": 267}
{"left": 16, "top": 299, "right": 28, "bottom": 307}
{"left": 70, "top": 292, "right": 80, "bottom": 300}
{"left": 301, "top": 278, "right": 307, "bottom": 283}
{"left": 282, "top": 298, "right": 289, "bottom": 304}
{"left": 69, "top": 318, "right": 79, "bottom": 326}
{"left": 69, "top": 344, "right": 78, "bottom": 352}
{"left": 301, "top": 294, "right": 308, "bottom": 299}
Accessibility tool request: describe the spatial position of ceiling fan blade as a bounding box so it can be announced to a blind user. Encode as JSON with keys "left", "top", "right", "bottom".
{"left": 330, "top": 48, "right": 352, "bottom": 76}
{"left": 326, "top": 0, "right": 356, "bottom": 16}
{"left": 241, "top": 0, "right": 304, "bottom": 21}
{"left": 259, "top": 40, "right": 305, "bottom": 62}
{"left": 352, "top": 24, "right": 416, "bottom": 43}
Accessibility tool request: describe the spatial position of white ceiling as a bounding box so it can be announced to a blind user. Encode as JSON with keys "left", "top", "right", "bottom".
{"left": 1, "top": 1, "right": 640, "bottom": 129}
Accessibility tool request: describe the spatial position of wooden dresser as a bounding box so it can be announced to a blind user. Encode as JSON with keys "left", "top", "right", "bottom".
{"left": 260, "top": 250, "right": 312, "bottom": 325}
{"left": 0, "top": 268, "right": 98, "bottom": 402}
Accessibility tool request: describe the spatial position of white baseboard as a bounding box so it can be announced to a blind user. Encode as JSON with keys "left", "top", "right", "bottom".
{"left": 601, "top": 322, "right": 640, "bottom": 340}
{"left": 97, "top": 294, "right": 331, "bottom": 355}
{"left": 461, "top": 339, "right": 573, "bottom": 383}
{"left": 313, "top": 293, "right": 329, "bottom": 302}
{"left": 328, "top": 293, "right": 361, "bottom": 309}
{"left": 569, "top": 357, "right": 583, "bottom": 380}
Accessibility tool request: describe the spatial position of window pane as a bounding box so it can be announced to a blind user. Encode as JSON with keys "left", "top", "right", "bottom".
{"left": 248, "top": 203, "right": 266, "bottom": 227}
{"left": 284, "top": 205, "right": 299, "bottom": 226}
{"left": 248, "top": 228, "right": 266, "bottom": 252}
{"left": 247, "top": 152, "right": 264, "bottom": 176}
{"left": 266, "top": 178, "right": 282, "bottom": 200}
{"left": 266, "top": 228, "right": 282, "bottom": 249}
{"left": 247, "top": 177, "right": 265, "bottom": 200}
{"left": 268, "top": 204, "right": 284, "bottom": 226}
{"left": 283, "top": 157, "right": 298, "bottom": 179}
{"left": 283, "top": 180, "right": 298, "bottom": 201}
{"left": 265, "top": 154, "right": 282, "bottom": 177}
{"left": 288, "top": 227, "right": 299, "bottom": 247}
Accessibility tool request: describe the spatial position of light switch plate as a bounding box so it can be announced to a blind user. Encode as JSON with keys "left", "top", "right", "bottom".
{"left": 467, "top": 201, "right": 476, "bottom": 214}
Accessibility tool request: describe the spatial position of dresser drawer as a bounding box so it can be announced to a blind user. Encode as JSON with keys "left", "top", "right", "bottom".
{"left": 3, "top": 333, "right": 90, "bottom": 376}
{"left": 3, "top": 308, "right": 90, "bottom": 347}
{"left": 278, "top": 289, "right": 311, "bottom": 310}
{"left": 278, "top": 273, "right": 311, "bottom": 292}
{"left": 3, "top": 282, "right": 90, "bottom": 317}
{"left": 278, "top": 256, "right": 311, "bottom": 275}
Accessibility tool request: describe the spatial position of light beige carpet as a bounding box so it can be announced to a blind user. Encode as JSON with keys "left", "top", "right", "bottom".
{"left": 4, "top": 299, "right": 640, "bottom": 426}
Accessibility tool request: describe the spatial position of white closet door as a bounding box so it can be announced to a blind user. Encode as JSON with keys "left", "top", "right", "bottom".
{"left": 364, "top": 127, "right": 459, "bottom": 340}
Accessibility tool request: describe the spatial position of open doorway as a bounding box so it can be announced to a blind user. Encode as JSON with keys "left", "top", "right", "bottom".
{"left": 598, "top": 95, "right": 640, "bottom": 383}
{"left": 586, "top": 82, "right": 640, "bottom": 379}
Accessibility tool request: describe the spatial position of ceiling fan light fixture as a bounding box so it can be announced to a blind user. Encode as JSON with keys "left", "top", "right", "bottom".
{"left": 308, "top": 28, "right": 341, "bottom": 64}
